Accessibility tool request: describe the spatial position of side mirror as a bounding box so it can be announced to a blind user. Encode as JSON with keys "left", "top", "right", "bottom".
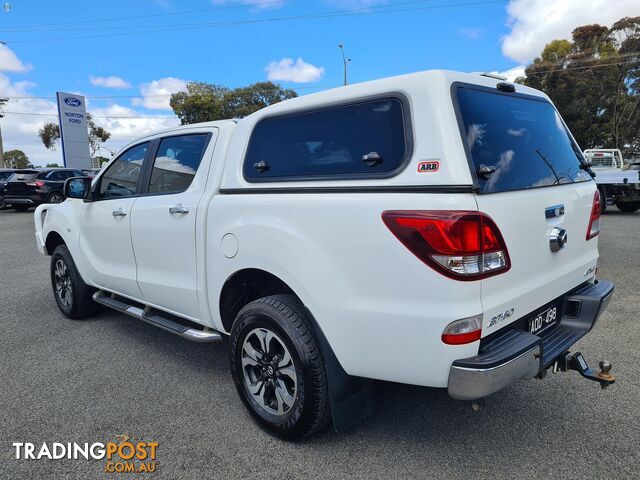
{"left": 64, "top": 177, "right": 92, "bottom": 201}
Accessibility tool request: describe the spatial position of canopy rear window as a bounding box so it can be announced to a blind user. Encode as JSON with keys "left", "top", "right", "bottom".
{"left": 455, "top": 86, "right": 591, "bottom": 194}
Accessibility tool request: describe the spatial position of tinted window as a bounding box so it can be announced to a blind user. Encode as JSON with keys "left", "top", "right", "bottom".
{"left": 11, "top": 172, "right": 39, "bottom": 181}
{"left": 97, "top": 143, "right": 148, "bottom": 199}
{"left": 47, "top": 171, "right": 70, "bottom": 181}
{"left": 244, "top": 98, "right": 408, "bottom": 180}
{"left": 0, "top": 172, "right": 13, "bottom": 181}
{"left": 148, "top": 134, "right": 208, "bottom": 194}
{"left": 456, "top": 87, "right": 591, "bottom": 193}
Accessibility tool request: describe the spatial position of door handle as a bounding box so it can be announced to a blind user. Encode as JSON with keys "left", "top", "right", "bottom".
{"left": 169, "top": 204, "right": 189, "bottom": 214}
{"left": 112, "top": 208, "right": 127, "bottom": 217}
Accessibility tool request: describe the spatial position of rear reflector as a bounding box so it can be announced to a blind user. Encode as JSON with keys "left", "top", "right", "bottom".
{"left": 382, "top": 211, "right": 510, "bottom": 281}
{"left": 586, "top": 190, "right": 601, "bottom": 240}
{"left": 442, "top": 315, "right": 482, "bottom": 345}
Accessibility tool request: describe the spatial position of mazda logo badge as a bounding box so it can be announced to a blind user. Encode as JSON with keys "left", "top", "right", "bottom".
{"left": 549, "top": 227, "right": 568, "bottom": 252}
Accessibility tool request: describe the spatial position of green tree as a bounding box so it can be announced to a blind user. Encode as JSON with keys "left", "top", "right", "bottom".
{"left": 38, "top": 113, "right": 111, "bottom": 159}
{"left": 93, "top": 155, "right": 110, "bottom": 166}
{"left": 45, "top": 162, "right": 61, "bottom": 168}
{"left": 4, "top": 149, "right": 33, "bottom": 169}
{"left": 521, "top": 17, "right": 640, "bottom": 157}
{"left": 170, "top": 81, "right": 297, "bottom": 124}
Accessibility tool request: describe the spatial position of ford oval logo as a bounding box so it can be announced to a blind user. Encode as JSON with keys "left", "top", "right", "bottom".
{"left": 64, "top": 97, "right": 82, "bottom": 107}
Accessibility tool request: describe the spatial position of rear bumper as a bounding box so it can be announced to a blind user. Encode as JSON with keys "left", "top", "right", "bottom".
{"left": 447, "top": 279, "right": 614, "bottom": 400}
{"left": 5, "top": 195, "right": 44, "bottom": 205}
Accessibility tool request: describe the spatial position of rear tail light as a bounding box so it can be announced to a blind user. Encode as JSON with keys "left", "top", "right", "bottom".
{"left": 26, "top": 181, "right": 45, "bottom": 187}
{"left": 442, "top": 315, "right": 482, "bottom": 345}
{"left": 586, "top": 190, "right": 601, "bottom": 240}
{"left": 382, "top": 210, "right": 510, "bottom": 281}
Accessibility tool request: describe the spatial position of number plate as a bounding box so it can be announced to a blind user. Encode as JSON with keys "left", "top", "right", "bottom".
{"left": 528, "top": 305, "right": 559, "bottom": 335}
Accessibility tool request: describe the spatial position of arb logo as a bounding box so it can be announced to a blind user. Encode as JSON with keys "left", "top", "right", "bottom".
{"left": 417, "top": 161, "right": 439, "bottom": 173}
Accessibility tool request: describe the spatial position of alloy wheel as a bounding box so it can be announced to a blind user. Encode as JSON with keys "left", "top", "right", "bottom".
{"left": 241, "top": 327, "right": 298, "bottom": 416}
{"left": 54, "top": 259, "right": 73, "bottom": 308}
{"left": 49, "top": 193, "right": 64, "bottom": 204}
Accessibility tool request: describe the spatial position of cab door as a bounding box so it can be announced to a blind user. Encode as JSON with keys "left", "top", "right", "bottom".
{"left": 130, "top": 132, "right": 216, "bottom": 320}
{"left": 79, "top": 142, "right": 149, "bottom": 298}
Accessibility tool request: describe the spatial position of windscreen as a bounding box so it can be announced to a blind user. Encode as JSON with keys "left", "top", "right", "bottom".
{"left": 456, "top": 87, "right": 592, "bottom": 193}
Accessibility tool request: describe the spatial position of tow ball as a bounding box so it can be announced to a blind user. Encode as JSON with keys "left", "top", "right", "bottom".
{"left": 554, "top": 351, "right": 616, "bottom": 389}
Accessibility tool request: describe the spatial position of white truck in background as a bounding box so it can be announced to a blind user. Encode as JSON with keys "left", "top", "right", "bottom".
{"left": 584, "top": 149, "right": 640, "bottom": 213}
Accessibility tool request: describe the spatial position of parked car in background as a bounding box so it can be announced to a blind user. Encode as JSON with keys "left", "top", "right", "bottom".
{"left": 0, "top": 168, "right": 18, "bottom": 210}
{"left": 4, "top": 168, "right": 85, "bottom": 211}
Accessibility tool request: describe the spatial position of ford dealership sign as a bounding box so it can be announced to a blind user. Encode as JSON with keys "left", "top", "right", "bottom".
{"left": 56, "top": 92, "right": 91, "bottom": 169}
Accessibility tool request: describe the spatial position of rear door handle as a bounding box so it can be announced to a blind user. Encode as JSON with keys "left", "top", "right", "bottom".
{"left": 112, "top": 208, "right": 127, "bottom": 217}
{"left": 169, "top": 204, "right": 189, "bottom": 214}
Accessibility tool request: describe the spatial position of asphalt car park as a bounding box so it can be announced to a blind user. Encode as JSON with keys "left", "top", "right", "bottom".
{"left": 1, "top": 207, "right": 638, "bottom": 479}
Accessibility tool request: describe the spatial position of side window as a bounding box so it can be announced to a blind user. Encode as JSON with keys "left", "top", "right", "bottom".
{"left": 97, "top": 142, "right": 148, "bottom": 199}
{"left": 148, "top": 134, "right": 208, "bottom": 194}
{"left": 243, "top": 97, "right": 408, "bottom": 181}
{"left": 47, "top": 171, "right": 63, "bottom": 181}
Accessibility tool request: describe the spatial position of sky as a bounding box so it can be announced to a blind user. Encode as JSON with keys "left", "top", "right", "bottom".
{"left": 0, "top": 0, "right": 638, "bottom": 166}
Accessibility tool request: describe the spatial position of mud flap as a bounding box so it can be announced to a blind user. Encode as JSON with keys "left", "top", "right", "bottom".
{"left": 305, "top": 308, "right": 375, "bottom": 432}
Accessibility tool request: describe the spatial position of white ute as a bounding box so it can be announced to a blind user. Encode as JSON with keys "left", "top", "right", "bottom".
{"left": 583, "top": 148, "right": 640, "bottom": 213}
{"left": 34, "top": 70, "right": 616, "bottom": 439}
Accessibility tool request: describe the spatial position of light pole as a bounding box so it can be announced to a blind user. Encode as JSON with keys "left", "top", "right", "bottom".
{"left": 0, "top": 97, "right": 7, "bottom": 168}
{"left": 338, "top": 43, "right": 351, "bottom": 86}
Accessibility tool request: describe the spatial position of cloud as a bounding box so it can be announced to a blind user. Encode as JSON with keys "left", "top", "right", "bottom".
{"left": 89, "top": 104, "right": 180, "bottom": 151}
{"left": 458, "top": 27, "right": 485, "bottom": 40}
{"left": 0, "top": 74, "right": 63, "bottom": 166}
{"left": 132, "top": 77, "right": 188, "bottom": 110}
{"left": 487, "top": 65, "right": 527, "bottom": 82}
{"left": 89, "top": 75, "right": 132, "bottom": 89}
{"left": 211, "top": 0, "right": 285, "bottom": 10}
{"left": 502, "top": 0, "right": 640, "bottom": 63}
{"left": 266, "top": 57, "right": 325, "bottom": 83}
{"left": 0, "top": 44, "right": 32, "bottom": 73}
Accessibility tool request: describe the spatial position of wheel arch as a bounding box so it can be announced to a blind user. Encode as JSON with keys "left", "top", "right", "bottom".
{"left": 219, "top": 268, "right": 296, "bottom": 333}
{"left": 45, "top": 230, "right": 66, "bottom": 255}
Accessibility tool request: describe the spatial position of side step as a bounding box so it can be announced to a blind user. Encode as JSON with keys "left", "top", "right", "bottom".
{"left": 93, "top": 291, "right": 223, "bottom": 343}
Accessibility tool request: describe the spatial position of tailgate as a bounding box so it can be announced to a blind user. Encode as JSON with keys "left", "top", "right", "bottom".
{"left": 5, "top": 171, "right": 41, "bottom": 195}
{"left": 6, "top": 181, "right": 38, "bottom": 195}
{"left": 453, "top": 83, "right": 598, "bottom": 335}
{"left": 476, "top": 182, "right": 598, "bottom": 334}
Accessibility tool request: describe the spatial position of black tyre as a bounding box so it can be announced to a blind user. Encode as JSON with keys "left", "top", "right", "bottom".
{"left": 616, "top": 201, "right": 640, "bottom": 213}
{"left": 229, "top": 294, "right": 330, "bottom": 439}
{"left": 13, "top": 205, "right": 30, "bottom": 211}
{"left": 50, "top": 245, "right": 97, "bottom": 319}
{"left": 0, "top": 196, "right": 6, "bottom": 210}
{"left": 598, "top": 187, "right": 607, "bottom": 213}
{"left": 47, "top": 191, "right": 65, "bottom": 204}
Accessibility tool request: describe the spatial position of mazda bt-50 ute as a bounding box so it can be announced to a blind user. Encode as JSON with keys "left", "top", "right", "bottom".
{"left": 34, "top": 70, "right": 615, "bottom": 439}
